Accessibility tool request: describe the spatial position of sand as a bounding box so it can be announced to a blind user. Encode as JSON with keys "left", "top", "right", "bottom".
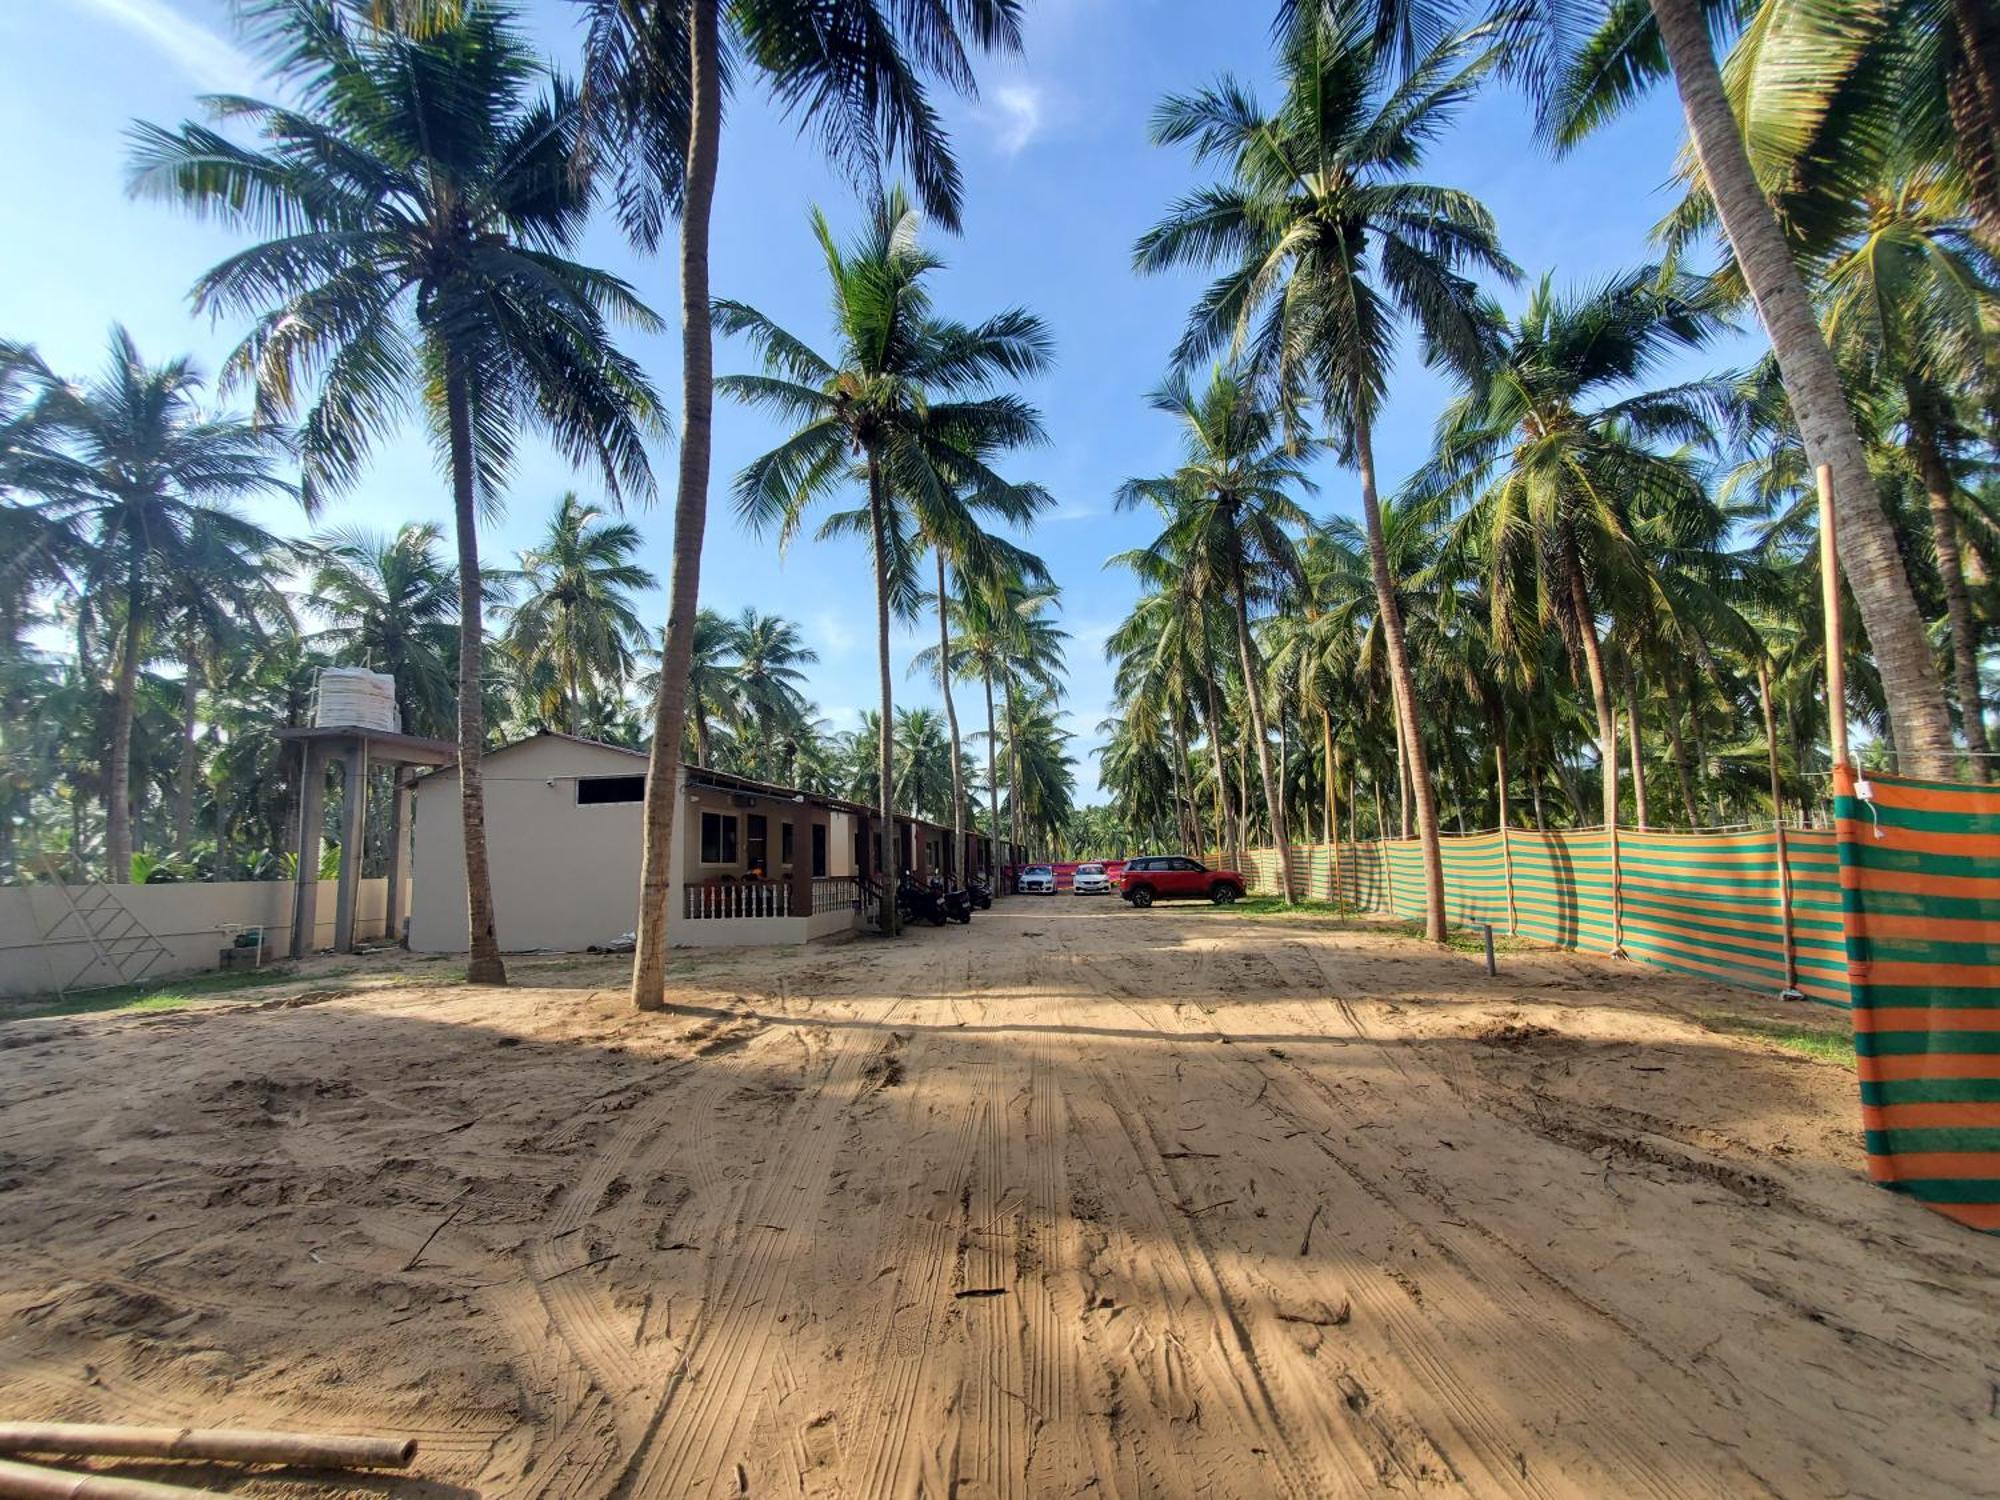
{"left": 0, "top": 900, "right": 1994, "bottom": 1498}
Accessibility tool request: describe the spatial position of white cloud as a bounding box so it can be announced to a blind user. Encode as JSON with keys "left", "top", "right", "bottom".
{"left": 1050, "top": 502, "right": 1097, "bottom": 523}
{"left": 809, "top": 609, "right": 858, "bottom": 659}
{"left": 985, "top": 84, "right": 1044, "bottom": 156}
{"left": 76, "top": 0, "right": 256, "bottom": 94}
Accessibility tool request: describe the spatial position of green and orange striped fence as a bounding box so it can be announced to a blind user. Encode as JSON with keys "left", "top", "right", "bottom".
{"left": 1834, "top": 768, "right": 2000, "bottom": 1233}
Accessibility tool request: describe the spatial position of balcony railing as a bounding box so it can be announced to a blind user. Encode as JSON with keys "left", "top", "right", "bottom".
{"left": 684, "top": 882, "right": 792, "bottom": 920}
{"left": 811, "top": 876, "right": 862, "bottom": 915}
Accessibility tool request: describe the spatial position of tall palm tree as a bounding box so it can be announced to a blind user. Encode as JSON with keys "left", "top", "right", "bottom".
{"left": 917, "top": 573, "right": 1065, "bottom": 873}
{"left": 729, "top": 607, "right": 818, "bottom": 779}
{"left": 308, "top": 524, "right": 462, "bottom": 739}
{"left": 9, "top": 327, "right": 289, "bottom": 881}
{"left": 1136, "top": 13, "right": 1516, "bottom": 939}
{"left": 160, "top": 511, "right": 295, "bottom": 854}
{"left": 1117, "top": 368, "right": 1312, "bottom": 903}
{"left": 134, "top": 1, "right": 663, "bottom": 982}
{"left": 637, "top": 607, "right": 738, "bottom": 766}
{"left": 575, "top": 0, "right": 1026, "bottom": 1001}
{"left": 504, "top": 494, "right": 657, "bottom": 736}
{"left": 1539, "top": 0, "right": 1961, "bottom": 774}
{"left": 1413, "top": 268, "right": 1729, "bottom": 833}
{"left": 1815, "top": 168, "right": 1999, "bottom": 767}
{"left": 720, "top": 187, "right": 1053, "bottom": 931}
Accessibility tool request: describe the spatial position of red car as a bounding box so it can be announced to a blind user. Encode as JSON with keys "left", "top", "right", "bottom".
{"left": 1118, "top": 855, "right": 1246, "bottom": 907}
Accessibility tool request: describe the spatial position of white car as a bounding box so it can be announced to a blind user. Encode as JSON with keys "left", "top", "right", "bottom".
{"left": 1072, "top": 863, "right": 1113, "bottom": 895}
{"left": 1016, "top": 864, "right": 1055, "bottom": 894}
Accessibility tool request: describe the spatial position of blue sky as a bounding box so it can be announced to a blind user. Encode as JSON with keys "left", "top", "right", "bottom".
{"left": 2, "top": 0, "right": 1739, "bottom": 796}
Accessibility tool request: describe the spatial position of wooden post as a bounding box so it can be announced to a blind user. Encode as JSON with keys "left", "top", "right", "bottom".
{"left": 333, "top": 737, "right": 368, "bottom": 953}
{"left": 289, "top": 742, "right": 327, "bottom": 960}
{"left": 1757, "top": 659, "right": 1800, "bottom": 994}
{"left": 1817, "top": 464, "right": 1851, "bottom": 770}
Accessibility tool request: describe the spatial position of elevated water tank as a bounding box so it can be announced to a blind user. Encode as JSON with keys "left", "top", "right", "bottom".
{"left": 314, "top": 667, "right": 400, "bottom": 733}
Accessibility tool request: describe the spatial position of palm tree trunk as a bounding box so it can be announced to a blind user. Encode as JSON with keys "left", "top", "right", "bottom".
{"left": 933, "top": 551, "right": 968, "bottom": 874}
{"left": 1004, "top": 674, "right": 1024, "bottom": 867}
{"left": 1568, "top": 565, "right": 1619, "bottom": 832}
{"left": 1663, "top": 683, "right": 1699, "bottom": 827}
{"left": 1626, "top": 667, "right": 1649, "bottom": 829}
{"left": 1492, "top": 707, "right": 1519, "bottom": 936}
{"left": 1908, "top": 397, "right": 1989, "bottom": 773}
{"left": 632, "top": 0, "right": 722, "bottom": 1008}
{"left": 1650, "top": 0, "right": 1956, "bottom": 775}
{"left": 1949, "top": 0, "right": 2000, "bottom": 243}
{"left": 173, "top": 639, "right": 200, "bottom": 855}
{"left": 1394, "top": 709, "right": 1411, "bottom": 840}
{"left": 1354, "top": 418, "right": 1445, "bottom": 939}
{"left": 1198, "top": 630, "right": 1237, "bottom": 867}
{"left": 106, "top": 554, "right": 144, "bottom": 883}
{"left": 983, "top": 669, "right": 1001, "bottom": 874}
{"left": 1320, "top": 709, "right": 1335, "bottom": 846}
{"left": 1226, "top": 549, "right": 1293, "bottom": 902}
{"left": 445, "top": 367, "right": 505, "bottom": 986}
{"left": 867, "top": 455, "right": 902, "bottom": 933}
{"left": 1758, "top": 660, "right": 1786, "bottom": 821}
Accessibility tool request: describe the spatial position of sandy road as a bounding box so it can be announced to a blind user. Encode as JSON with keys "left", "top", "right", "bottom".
{"left": 0, "top": 900, "right": 1995, "bottom": 1497}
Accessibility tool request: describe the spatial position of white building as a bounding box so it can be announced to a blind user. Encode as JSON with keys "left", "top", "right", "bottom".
{"left": 407, "top": 733, "right": 883, "bottom": 952}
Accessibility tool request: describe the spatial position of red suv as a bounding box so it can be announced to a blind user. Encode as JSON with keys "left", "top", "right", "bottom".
{"left": 1119, "top": 856, "right": 1246, "bottom": 907}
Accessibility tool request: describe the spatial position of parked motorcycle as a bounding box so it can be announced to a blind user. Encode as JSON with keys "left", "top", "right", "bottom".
{"left": 897, "top": 871, "right": 949, "bottom": 927}
{"left": 931, "top": 874, "right": 974, "bottom": 924}
{"left": 966, "top": 874, "right": 994, "bottom": 910}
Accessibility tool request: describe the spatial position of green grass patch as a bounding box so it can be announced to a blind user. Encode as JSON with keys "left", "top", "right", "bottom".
{"left": 1700, "top": 1013, "right": 1856, "bottom": 1068}
{"left": 1, "top": 963, "right": 322, "bottom": 1023}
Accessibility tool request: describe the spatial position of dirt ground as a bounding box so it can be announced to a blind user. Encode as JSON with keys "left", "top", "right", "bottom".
{"left": 1, "top": 900, "right": 1995, "bottom": 1499}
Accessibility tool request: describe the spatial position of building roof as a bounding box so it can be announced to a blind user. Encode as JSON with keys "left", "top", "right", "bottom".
{"left": 413, "top": 732, "right": 965, "bottom": 835}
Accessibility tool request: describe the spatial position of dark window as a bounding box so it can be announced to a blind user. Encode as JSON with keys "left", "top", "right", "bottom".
{"left": 701, "top": 811, "right": 738, "bottom": 864}
{"left": 576, "top": 775, "right": 644, "bottom": 805}
{"left": 747, "top": 814, "right": 768, "bottom": 875}
{"left": 812, "top": 824, "right": 828, "bottom": 878}
{"left": 781, "top": 823, "right": 795, "bottom": 865}
{"left": 1176, "top": 858, "right": 1205, "bottom": 872}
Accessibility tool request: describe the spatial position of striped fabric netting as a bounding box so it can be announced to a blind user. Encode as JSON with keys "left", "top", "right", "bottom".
{"left": 1834, "top": 768, "right": 2000, "bottom": 1233}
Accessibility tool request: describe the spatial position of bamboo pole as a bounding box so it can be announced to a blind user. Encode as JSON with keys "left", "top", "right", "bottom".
{"left": 1817, "top": 464, "right": 1851, "bottom": 770}
{"left": 0, "top": 1427, "right": 416, "bottom": 1472}
{"left": 0, "top": 1459, "right": 216, "bottom": 1500}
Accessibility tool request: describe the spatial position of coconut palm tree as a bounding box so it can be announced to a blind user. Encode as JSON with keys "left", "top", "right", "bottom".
{"left": 637, "top": 608, "right": 738, "bottom": 767}
{"left": 133, "top": 0, "right": 663, "bottom": 981}
{"left": 1814, "top": 168, "right": 2000, "bottom": 767}
{"left": 8, "top": 327, "right": 290, "bottom": 881}
{"left": 308, "top": 524, "right": 462, "bottom": 739}
{"left": 574, "top": 0, "right": 1027, "bottom": 1002}
{"left": 728, "top": 607, "right": 818, "bottom": 778}
{"left": 719, "top": 186, "right": 1053, "bottom": 931}
{"left": 1537, "top": 0, "right": 1961, "bottom": 774}
{"left": 1117, "top": 368, "right": 1312, "bottom": 903}
{"left": 1410, "top": 268, "right": 1730, "bottom": 833}
{"left": 504, "top": 494, "right": 657, "bottom": 737}
{"left": 1136, "top": 12, "right": 1516, "bottom": 939}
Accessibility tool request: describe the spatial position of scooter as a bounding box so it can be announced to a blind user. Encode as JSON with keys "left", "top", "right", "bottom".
{"left": 966, "top": 874, "right": 994, "bottom": 911}
{"left": 931, "top": 874, "right": 974, "bottom": 924}
{"left": 897, "top": 871, "right": 950, "bottom": 927}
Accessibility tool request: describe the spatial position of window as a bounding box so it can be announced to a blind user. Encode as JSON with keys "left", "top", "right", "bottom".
{"left": 576, "top": 775, "right": 644, "bottom": 805}
{"left": 700, "top": 812, "right": 738, "bottom": 864}
{"left": 746, "top": 814, "right": 768, "bottom": 875}
{"left": 781, "top": 823, "right": 795, "bottom": 866}
{"left": 1174, "top": 857, "right": 1204, "bottom": 871}
{"left": 812, "top": 824, "right": 828, "bottom": 878}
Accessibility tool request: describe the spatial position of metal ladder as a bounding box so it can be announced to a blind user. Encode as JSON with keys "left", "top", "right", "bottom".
{"left": 32, "top": 861, "right": 174, "bottom": 996}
